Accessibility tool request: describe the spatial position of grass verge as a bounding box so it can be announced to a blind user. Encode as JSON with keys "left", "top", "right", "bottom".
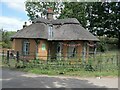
{"left": 3, "top": 66, "right": 117, "bottom": 77}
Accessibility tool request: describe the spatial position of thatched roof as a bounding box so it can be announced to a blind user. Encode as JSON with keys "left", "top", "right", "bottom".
{"left": 11, "top": 18, "right": 99, "bottom": 41}
{"left": 11, "top": 23, "right": 48, "bottom": 39}
{"left": 52, "top": 24, "right": 98, "bottom": 41}
{"left": 32, "top": 18, "right": 80, "bottom": 25}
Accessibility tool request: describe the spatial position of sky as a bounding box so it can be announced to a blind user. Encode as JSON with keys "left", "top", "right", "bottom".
{"left": 0, "top": 0, "right": 31, "bottom": 31}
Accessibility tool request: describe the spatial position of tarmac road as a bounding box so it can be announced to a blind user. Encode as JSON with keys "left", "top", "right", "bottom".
{"left": 1, "top": 68, "right": 118, "bottom": 88}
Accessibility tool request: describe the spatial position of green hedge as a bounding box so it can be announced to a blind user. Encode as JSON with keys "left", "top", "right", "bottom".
{"left": 97, "top": 37, "right": 118, "bottom": 52}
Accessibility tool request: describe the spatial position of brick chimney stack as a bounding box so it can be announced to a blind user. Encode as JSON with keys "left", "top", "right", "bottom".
{"left": 47, "top": 8, "right": 53, "bottom": 20}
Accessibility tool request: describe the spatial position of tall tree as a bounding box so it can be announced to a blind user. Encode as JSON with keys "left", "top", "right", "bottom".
{"left": 86, "top": 2, "right": 120, "bottom": 48}
{"left": 59, "top": 2, "right": 87, "bottom": 28}
{"left": 109, "top": 2, "right": 120, "bottom": 49}
{"left": 25, "top": 1, "right": 64, "bottom": 20}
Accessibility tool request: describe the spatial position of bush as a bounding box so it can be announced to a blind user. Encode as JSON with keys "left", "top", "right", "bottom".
{"left": 2, "top": 42, "right": 11, "bottom": 49}
{"left": 97, "top": 37, "right": 118, "bottom": 52}
{"left": 97, "top": 41, "right": 107, "bottom": 52}
{"left": 84, "top": 64, "right": 95, "bottom": 71}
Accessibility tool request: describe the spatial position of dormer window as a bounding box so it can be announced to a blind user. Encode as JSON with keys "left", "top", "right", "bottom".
{"left": 48, "top": 25, "right": 53, "bottom": 39}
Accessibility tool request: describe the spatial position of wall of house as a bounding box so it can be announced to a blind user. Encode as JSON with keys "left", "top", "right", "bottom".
{"left": 12, "top": 39, "right": 35, "bottom": 59}
{"left": 12, "top": 39, "right": 22, "bottom": 52}
{"left": 29, "top": 39, "right": 36, "bottom": 59}
{"left": 38, "top": 40, "right": 48, "bottom": 60}
{"left": 12, "top": 39, "right": 48, "bottom": 60}
{"left": 62, "top": 42, "right": 68, "bottom": 60}
{"left": 76, "top": 41, "right": 83, "bottom": 59}
{"left": 12, "top": 39, "right": 89, "bottom": 61}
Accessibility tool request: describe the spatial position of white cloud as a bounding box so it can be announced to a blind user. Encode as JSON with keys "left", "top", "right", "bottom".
{"left": 1, "top": 0, "right": 26, "bottom": 11}
{"left": 0, "top": 16, "right": 31, "bottom": 31}
{"left": 0, "top": 0, "right": 31, "bottom": 31}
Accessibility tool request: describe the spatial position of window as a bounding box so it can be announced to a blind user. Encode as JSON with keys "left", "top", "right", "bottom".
{"left": 48, "top": 25, "right": 53, "bottom": 39}
{"left": 68, "top": 42, "right": 77, "bottom": 58}
{"left": 22, "top": 39, "right": 30, "bottom": 55}
{"left": 88, "top": 41, "right": 95, "bottom": 54}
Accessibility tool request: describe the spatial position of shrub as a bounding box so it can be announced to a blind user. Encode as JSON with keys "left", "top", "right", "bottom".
{"left": 97, "top": 37, "right": 118, "bottom": 52}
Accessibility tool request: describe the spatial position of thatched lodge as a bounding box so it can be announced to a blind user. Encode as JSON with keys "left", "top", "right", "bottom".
{"left": 11, "top": 8, "right": 99, "bottom": 61}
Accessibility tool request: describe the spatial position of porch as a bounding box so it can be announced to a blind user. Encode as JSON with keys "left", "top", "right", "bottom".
{"left": 46, "top": 41, "right": 97, "bottom": 63}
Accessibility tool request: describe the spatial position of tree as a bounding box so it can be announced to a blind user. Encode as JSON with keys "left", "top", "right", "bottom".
{"left": 59, "top": 2, "right": 87, "bottom": 28}
{"left": 59, "top": 2, "right": 120, "bottom": 49}
{"left": 108, "top": 2, "right": 120, "bottom": 49}
{"left": 86, "top": 2, "right": 120, "bottom": 48}
{"left": 25, "top": 1, "right": 64, "bottom": 20}
{"left": 1, "top": 29, "right": 16, "bottom": 49}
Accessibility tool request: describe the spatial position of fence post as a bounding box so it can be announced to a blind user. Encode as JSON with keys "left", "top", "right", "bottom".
{"left": 16, "top": 51, "right": 19, "bottom": 63}
{"left": 7, "top": 50, "right": 10, "bottom": 66}
{"left": 116, "top": 52, "right": 119, "bottom": 66}
{"left": 99, "top": 53, "right": 102, "bottom": 72}
{"left": 2, "top": 50, "right": 4, "bottom": 63}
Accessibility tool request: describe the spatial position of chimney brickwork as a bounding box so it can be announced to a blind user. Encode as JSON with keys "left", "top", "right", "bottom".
{"left": 47, "top": 8, "right": 53, "bottom": 20}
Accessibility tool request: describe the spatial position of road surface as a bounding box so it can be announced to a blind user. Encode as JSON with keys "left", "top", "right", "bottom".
{"left": 1, "top": 68, "right": 118, "bottom": 88}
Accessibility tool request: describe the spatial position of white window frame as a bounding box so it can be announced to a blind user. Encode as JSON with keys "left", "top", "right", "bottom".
{"left": 23, "top": 40, "right": 30, "bottom": 55}
{"left": 48, "top": 25, "right": 53, "bottom": 39}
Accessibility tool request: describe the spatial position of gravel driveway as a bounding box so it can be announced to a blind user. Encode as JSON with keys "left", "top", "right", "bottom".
{"left": 1, "top": 68, "right": 118, "bottom": 88}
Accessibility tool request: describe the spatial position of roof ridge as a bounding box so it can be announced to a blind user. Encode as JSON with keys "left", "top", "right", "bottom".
{"left": 32, "top": 17, "right": 80, "bottom": 25}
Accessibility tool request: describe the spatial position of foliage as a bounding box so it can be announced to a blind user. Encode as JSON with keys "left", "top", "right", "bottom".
{"left": 97, "top": 39, "right": 107, "bottom": 52}
{"left": 97, "top": 37, "right": 118, "bottom": 52}
{"left": 58, "top": 2, "right": 120, "bottom": 48}
{"left": 0, "top": 29, "right": 16, "bottom": 49}
{"left": 85, "top": 2, "right": 120, "bottom": 48}
{"left": 25, "top": 1, "right": 64, "bottom": 20}
{"left": 2, "top": 49, "right": 118, "bottom": 77}
{"left": 59, "top": 2, "right": 87, "bottom": 28}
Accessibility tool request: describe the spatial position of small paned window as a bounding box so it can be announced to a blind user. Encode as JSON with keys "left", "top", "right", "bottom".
{"left": 48, "top": 25, "right": 53, "bottom": 38}
{"left": 22, "top": 39, "right": 30, "bottom": 55}
{"left": 68, "top": 42, "right": 77, "bottom": 58}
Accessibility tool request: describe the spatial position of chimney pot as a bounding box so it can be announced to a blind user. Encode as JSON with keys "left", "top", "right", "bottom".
{"left": 23, "top": 22, "right": 27, "bottom": 28}
{"left": 48, "top": 8, "right": 53, "bottom": 13}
